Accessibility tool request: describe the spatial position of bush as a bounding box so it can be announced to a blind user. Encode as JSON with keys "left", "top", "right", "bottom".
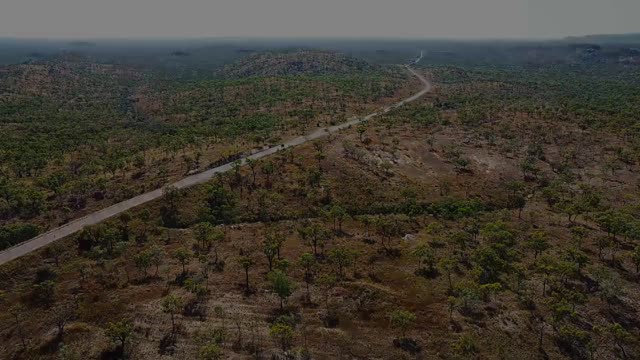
{"left": 198, "top": 343, "right": 223, "bottom": 360}
{"left": 0, "top": 223, "right": 39, "bottom": 250}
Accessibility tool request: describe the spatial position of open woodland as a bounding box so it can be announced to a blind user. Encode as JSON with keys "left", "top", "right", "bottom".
{"left": 1, "top": 38, "right": 640, "bottom": 359}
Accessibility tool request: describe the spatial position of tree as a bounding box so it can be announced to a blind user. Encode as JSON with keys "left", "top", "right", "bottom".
{"left": 161, "top": 294, "right": 184, "bottom": 333}
{"left": 193, "top": 222, "right": 215, "bottom": 252}
{"left": 357, "top": 124, "right": 367, "bottom": 142}
{"left": 595, "top": 236, "right": 612, "bottom": 261}
{"left": 608, "top": 323, "right": 632, "bottom": 359}
{"left": 450, "top": 231, "right": 472, "bottom": 255}
{"left": 161, "top": 186, "right": 183, "bottom": 228}
{"left": 246, "top": 158, "right": 258, "bottom": 186}
{"left": 209, "top": 227, "right": 225, "bottom": 264}
{"left": 298, "top": 253, "right": 317, "bottom": 302}
{"left": 105, "top": 319, "right": 133, "bottom": 356}
{"left": 439, "top": 256, "right": 457, "bottom": 292}
{"left": 52, "top": 302, "right": 76, "bottom": 339}
{"left": 269, "top": 322, "right": 294, "bottom": 352}
{"left": 261, "top": 161, "right": 275, "bottom": 187}
{"left": 389, "top": 309, "right": 417, "bottom": 339}
{"left": 564, "top": 247, "right": 589, "bottom": 275}
{"left": 238, "top": 256, "right": 254, "bottom": 292}
{"left": 373, "top": 217, "right": 400, "bottom": 251}
{"left": 471, "top": 245, "right": 509, "bottom": 284}
{"left": 328, "top": 247, "right": 354, "bottom": 280}
{"left": 314, "top": 143, "right": 325, "bottom": 170}
{"left": 526, "top": 230, "right": 551, "bottom": 260}
{"left": 535, "top": 255, "right": 557, "bottom": 297}
{"left": 173, "top": 247, "right": 193, "bottom": 275}
{"left": 317, "top": 274, "right": 337, "bottom": 310}
{"left": 505, "top": 181, "right": 527, "bottom": 218}
{"left": 204, "top": 182, "right": 236, "bottom": 224}
{"left": 358, "top": 215, "right": 373, "bottom": 239}
{"left": 327, "top": 205, "right": 349, "bottom": 234}
{"left": 452, "top": 334, "right": 478, "bottom": 356}
{"left": 596, "top": 210, "right": 629, "bottom": 241}
{"left": 447, "top": 296, "right": 456, "bottom": 322}
{"left": 130, "top": 218, "right": 150, "bottom": 245}
{"left": 149, "top": 244, "right": 165, "bottom": 277}
{"left": 9, "top": 304, "right": 27, "bottom": 349}
{"left": 462, "top": 218, "right": 480, "bottom": 241}
{"left": 591, "top": 266, "right": 624, "bottom": 304}
{"left": 44, "top": 243, "right": 65, "bottom": 267}
{"left": 134, "top": 250, "right": 152, "bottom": 278}
{"left": 297, "top": 223, "right": 331, "bottom": 256}
{"left": 263, "top": 238, "right": 279, "bottom": 272}
{"left": 411, "top": 243, "right": 436, "bottom": 274}
{"left": 268, "top": 270, "right": 295, "bottom": 310}
{"left": 631, "top": 246, "right": 640, "bottom": 273}
{"left": 118, "top": 213, "right": 132, "bottom": 242}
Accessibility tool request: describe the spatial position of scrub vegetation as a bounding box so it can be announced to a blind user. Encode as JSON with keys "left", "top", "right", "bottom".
{"left": 1, "top": 38, "right": 640, "bottom": 359}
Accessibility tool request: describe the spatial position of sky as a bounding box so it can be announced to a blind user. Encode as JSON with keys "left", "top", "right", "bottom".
{"left": 1, "top": 0, "right": 639, "bottom": 39}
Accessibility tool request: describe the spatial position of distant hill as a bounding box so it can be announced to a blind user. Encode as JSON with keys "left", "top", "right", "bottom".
{"left": 222, "top": 50, "right": 380, "bottom": 77}
{"left": 565, "top": 33, "right": 640, "bottom": 44}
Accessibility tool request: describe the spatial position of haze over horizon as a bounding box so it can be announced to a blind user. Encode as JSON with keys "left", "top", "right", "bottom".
{"left": 2, "top": 0, "right": 640, "bottom": 40}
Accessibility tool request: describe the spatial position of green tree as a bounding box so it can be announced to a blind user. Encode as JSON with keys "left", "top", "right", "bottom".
{"left": 411, "top": 243, "right": 436, "bottom": 274}
{"left": 149, "top": 244, "right": 165, "bottom": 277}
{"left": 269, "top": 322, "right": 294, "bottom": 352}
{"left": 526, "top": 230, "right": 551, "bottom": 260}
{"left": 389, "top": 309, "right": 417, "bottom": 339}
{"left": 105, "top": 319, "right": 133, "bottom": 356}
{"left": 317, "top": 274, "right": 337, "bottom": 310}
{"left": 505, "top": 181, "right": 527, "bottom": 218}
{"left": 261, "top": 161, "right": 275, "bottom": 187}
{"left": 564, "top": 247, "right": 589, "bottom": 275}
{"left": 161, "top": 294, "right": 184, "bottom": 333}
{"left": 173, "top": 247, "right": 193, "bottom": 275}
{"left": 193, "top": 222, "right": 215, "bottom": 252}
{"left": 439, "top": 256, "right": 457, "bottom": 292}
{"left": 238, "top": 256, "right": 254, "bottom": 292}
{"left": 268, "top": 270, "right": 295, "bottom": 310}
{"left": 161, "top": 186, "right": 183, "bottom": 228}
{"left": 134, "top": 250, "right": 152, "bottom": 278}
{"left": 328, "top": 247, "right": 354, "bottom": 280}
{"left": 208, "top": 227, "right": 225, "bottom": 264}
{"left": 204, "top": 183, "right": 236, "bottom": 224}
{"left": 327, "top": 205, "right": 349, "bottom": 234}
{"left": 298, "top": 253, "right": 317, "bottom": 302}
{"left": 263, "top": 238, "right": 279, "bottom": 272}
{"left": 297, "top": 223, "right": 331, "bottom": 256}
{"left": 535, "top": 255, "right": 557, "bottom": 297}
{"left": 246, "top": 158, "right": 258, "bottom": 186}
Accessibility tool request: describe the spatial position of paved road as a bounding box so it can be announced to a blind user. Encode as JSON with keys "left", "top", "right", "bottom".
{"left": 0, "top": 66, "right": 431, "bottom": 266}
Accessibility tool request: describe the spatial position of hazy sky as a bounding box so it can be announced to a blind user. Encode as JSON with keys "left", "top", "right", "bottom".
{"left": 1, "top": 0, "right": 639, "bottom": 39}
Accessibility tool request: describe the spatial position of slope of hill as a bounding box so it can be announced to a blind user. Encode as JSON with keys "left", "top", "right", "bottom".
{"left": 222, "top": 50, "right": 381, "bottom": 77}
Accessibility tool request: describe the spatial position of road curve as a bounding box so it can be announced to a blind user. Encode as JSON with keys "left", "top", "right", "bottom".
{"left": 0, "top": 66, "right": 431, "bottom": 266}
